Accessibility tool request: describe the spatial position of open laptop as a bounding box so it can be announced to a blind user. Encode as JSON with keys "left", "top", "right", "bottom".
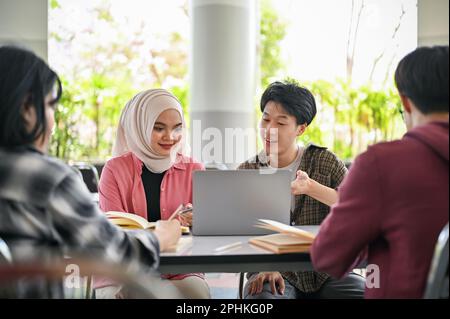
{"left": 192, "top": 170, "right": 291, "bottom": 236}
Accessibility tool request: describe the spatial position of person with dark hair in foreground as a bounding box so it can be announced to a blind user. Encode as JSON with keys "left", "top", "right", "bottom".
{"left": 0, "top": 46, "right": 181, "bottom": 298}
{"left": 311, "top": 46, "right": 449, "bottom": 298}
{"left": 239, "top": 80, "right": 365, "bottom": 299}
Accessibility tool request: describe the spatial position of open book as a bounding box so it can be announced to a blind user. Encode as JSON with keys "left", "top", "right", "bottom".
{"left": 105, "top": 211, "right": 190, "bottom": 235}
{"left": 249, "top": 219, "right": 316, "bottom": 254}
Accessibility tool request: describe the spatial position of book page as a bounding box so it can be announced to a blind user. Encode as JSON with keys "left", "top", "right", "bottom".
{"left": 106, "top": 211, "right": 190, "bottom": 234}
{"left": 249, "top": 235, "right": 311, "bottom": 254}
{"left": 255, "top": 219, "right": 316, "bottom": 241}
{"left": 254, "top": 233, "right": 312, "bottom": 246}
{"left": 105, "top": 211, "right": 150, "bottom": 229}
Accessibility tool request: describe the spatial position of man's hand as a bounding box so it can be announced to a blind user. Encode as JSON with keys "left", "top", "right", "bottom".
{"left": 247, "top": 272, "right": 285, "bottom": 296}
{"left": 291, "top": 170, "right": 312, "bottom": 195}
{"left": 153, "top": 220, "right": 181, "bottom": 252}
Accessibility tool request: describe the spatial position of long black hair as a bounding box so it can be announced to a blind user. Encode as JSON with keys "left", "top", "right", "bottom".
{"left": 0, "top": 46, "right": 62, "bottom": 148}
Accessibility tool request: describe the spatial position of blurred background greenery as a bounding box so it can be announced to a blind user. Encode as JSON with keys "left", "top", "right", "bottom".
{"left": 49, "top": 0, "right": 408, "bottom": 163}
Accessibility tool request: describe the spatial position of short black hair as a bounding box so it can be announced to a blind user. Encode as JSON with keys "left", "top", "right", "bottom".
{"left": 260, "top": 80, "right": 317, "bottom": 125}
{"left": 0, "top": 46, "right": 62, "bottom": 148}
{"left": 395, "top": 46, "right": 449, "bottom": 114}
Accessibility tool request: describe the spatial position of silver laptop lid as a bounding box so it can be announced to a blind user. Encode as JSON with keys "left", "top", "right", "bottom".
{"left": 192, "top": 170, "right": 291, "bottom": 236}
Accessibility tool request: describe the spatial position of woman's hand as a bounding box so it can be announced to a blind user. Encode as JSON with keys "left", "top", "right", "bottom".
{"left": 179, "top": 212, "right": 193, "bottom": 227}
{"left": 291, "top": 170, "right": 312, "bottom": 195}
{"left": 178, "top": 203, "right": 193, "bottom": 227}
{"left": 247, "top": 272, "right": 285, "bottom": 296}
{"left": 153, "top": 220, "right": 181, "bottom": 252}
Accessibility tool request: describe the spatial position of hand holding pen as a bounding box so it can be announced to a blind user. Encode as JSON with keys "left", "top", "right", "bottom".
{"left": 168, "top": 203, "right": 193, "bottom": 227}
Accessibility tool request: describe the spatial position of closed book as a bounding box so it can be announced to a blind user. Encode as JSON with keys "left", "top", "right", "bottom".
{"left": 249, "top": 219, "right": 315, "bottom": 254}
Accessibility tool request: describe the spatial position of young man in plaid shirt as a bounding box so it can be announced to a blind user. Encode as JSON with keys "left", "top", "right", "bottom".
{"left": 241, "top": 81, "right": 365, "bottom": 299}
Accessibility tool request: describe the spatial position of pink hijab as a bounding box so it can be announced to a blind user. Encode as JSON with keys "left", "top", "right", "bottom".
{"left": 112, "top": 89, "right": 186, "bottom": 173}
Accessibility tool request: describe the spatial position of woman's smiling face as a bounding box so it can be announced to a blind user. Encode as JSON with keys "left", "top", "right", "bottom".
{"left": 150, "top": 109, "right": 183, "bottom": 157}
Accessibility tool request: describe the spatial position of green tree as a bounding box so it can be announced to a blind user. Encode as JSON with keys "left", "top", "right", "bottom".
{"left": 254, "top": 0, "right": 288, "bottom": 151}
{"left": 49, "top": 0, "right": 189, "bottom": 161}
{"left": 260, "top": 0, "right": 287, "bottom": 89}
{"left": 306, "top": 79, "right": 404, "bottom": 160}
{"left": 49, "top": 0, "right": 406, "bottom": 163}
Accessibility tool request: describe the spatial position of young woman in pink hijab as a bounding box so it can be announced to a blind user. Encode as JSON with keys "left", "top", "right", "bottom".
{"left": 96, "top": 89, "right": 210, "bottom": 299}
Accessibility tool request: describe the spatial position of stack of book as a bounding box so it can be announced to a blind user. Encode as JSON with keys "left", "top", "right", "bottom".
{"left": 249, "top": 219, "right": 316, "bottom": 254}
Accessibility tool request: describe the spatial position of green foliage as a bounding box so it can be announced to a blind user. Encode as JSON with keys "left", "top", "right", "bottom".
{"left": 305, "top": 79, "right": 405, "bottom": 160}
{"left": 49, "top": 0, "right": 189, "bottom": 161}
{"left": 50, "top": 75, "right": 136, "bottom": 160}
{"left": 170, "top": 85, "right": 190, "bottom": 127}
{"left": 49, "top": 0, "right": 406, "bottom": 163}
{"left": 50, "top": 78, "right": 82, "bottom": 159}
{"left": 260, "top": 0, "right": 287, "bottom": 88}
{"left": 256, "top": 0, "right": 405, "bottom": 161}
{"left": 50, "top": 0, "right": 60, "bottom": 9}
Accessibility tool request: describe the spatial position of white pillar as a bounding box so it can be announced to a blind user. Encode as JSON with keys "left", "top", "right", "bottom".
{"left": 189, "top": 0, "right": 258, "bottom": 169}
{"left": 418, "top": 0, "right": 449, "bottom": 46}
{"left": 0, "top": 0, "right": 48, "bottom": 60}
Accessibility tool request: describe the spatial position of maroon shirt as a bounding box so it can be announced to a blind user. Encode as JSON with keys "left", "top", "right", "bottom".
{"left": 311, "top": 121, "right": 449, "bottom": 298}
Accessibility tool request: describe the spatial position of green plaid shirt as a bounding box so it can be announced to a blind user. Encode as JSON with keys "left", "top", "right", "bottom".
{"left": 239, "top": 144, "right": 347, "bottom": 293}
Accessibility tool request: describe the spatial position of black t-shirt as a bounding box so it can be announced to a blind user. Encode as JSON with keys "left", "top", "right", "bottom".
{"left": 141, "top": 165, "right": 166, "bottom": 222}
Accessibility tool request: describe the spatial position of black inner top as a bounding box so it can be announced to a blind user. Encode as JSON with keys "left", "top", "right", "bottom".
{"left": 141, "top": 165, "right": 166, "bottom": 222}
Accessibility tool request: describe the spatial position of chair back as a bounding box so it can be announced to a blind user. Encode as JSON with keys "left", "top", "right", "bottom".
{"left": 0, "top": 257, "right": 182, "bottom": 299}
{"left": 424, "top": 223, "right": 449, "bottom": 299}
{"left": 0, "top": 237, "right": 12, "bottom": 264}
{"left": 71, "top": 163, "right": 100, "bottom": 193}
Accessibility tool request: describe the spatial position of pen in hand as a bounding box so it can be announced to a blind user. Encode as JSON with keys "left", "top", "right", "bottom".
{"left": 168, "top": 204, "right": 184, "bottom": 221}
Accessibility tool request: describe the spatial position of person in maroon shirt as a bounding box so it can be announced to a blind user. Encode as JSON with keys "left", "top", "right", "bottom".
{"left": 310, "top": 46, "right": 449, "bottom": 299}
